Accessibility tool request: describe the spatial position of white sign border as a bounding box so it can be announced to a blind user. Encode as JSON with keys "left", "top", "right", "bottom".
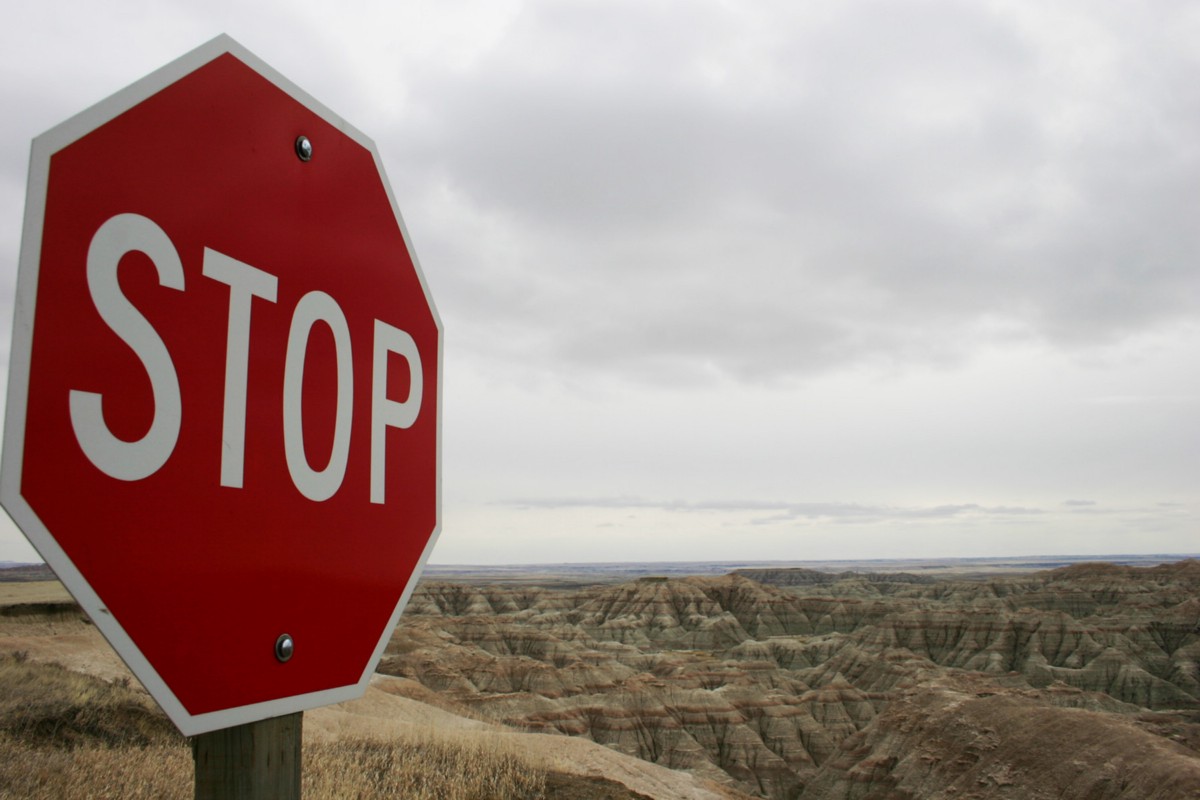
{"left": 0, "top": 34, "right": 443, "bottom": 737}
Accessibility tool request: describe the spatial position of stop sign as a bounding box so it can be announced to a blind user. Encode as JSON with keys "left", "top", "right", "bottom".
{"left": 1, "top": 36, "right": 441, "bottom": 735}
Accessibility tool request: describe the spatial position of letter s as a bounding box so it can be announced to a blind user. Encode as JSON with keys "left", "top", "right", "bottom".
{"left": 69, "top": 214, "right": 183, "bottom": 481}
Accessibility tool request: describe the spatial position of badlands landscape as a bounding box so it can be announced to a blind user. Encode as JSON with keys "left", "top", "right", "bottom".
{"left": 1, "top": 556, "right": 1199, "bottom": 798}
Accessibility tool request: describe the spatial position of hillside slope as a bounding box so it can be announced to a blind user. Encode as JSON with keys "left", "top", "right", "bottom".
{"left": 0, "top": 581, "right": 747, "bottom": 800}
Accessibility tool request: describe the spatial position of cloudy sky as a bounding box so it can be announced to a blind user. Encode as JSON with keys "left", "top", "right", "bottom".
{"left": 0, "top": 1, "right": 1196, "bottom": 565}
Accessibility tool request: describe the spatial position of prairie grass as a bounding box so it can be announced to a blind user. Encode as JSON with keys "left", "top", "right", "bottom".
{"left": 0, "top": 735, "right": 547, "bottom": 799}
{"left": 303, "top": 735, "right": 545, "bottom": 799}
{"left": 0, "top": 738, "right": 190, "bottom": 799}
{"left": 0, "top": 653, "right": 178, "bottom": 748}
{"left": 0, "top": 735, "right": 546, "bottom": 799}
{"left": 0, "top": 653, "right": 549, "bottom": 799}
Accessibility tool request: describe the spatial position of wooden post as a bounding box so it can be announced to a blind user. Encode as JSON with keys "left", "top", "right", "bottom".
{"left": 193, "top": 712, "right": 302, "bottom": 800}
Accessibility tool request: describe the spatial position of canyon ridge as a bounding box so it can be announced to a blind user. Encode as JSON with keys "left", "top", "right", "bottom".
{"left": 1, "top": 557, "right": 1197, "bottom": 798}
{"left": 384, "top": 559, "right": 1200, "bottom": 798}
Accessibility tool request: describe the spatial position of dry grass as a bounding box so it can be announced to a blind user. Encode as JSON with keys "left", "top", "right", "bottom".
{"left": 0, "top": 653, "right": 548, "bottom": 799}
{"left": 0, "top": 653, "right": 178, "bottom": 748}
{"left": 0, "top": 737, "right": 190, "bottom": 799}
{"left": 0, "top": 734, "right": 546, "bottom": 800}
{"left": 304, "top": 735, "right": 545, "bottom": 799}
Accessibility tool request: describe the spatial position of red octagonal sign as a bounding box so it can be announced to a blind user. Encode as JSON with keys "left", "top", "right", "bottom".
{"left": 1, "top": 36, "right": 441, "bottom": 735}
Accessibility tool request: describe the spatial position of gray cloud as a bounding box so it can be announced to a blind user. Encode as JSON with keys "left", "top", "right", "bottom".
{"left": 500, "top": 496, "right": 1048, "bottom": 525}
{"left": 391, "top": 1, "right": 1200, "bottom": 384}
{"left": 0, "top": 1, "right": 1195, "bottom": 564}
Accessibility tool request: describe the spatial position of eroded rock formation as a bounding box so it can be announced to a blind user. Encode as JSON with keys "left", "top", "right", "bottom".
{"left": 382, "top": 561, "right": 1200, "bottom": 798}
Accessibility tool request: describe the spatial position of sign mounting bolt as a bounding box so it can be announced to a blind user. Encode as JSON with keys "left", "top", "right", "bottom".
{"left": 294, "top": 136, "right": 312, "bottom": 162}
{"left": 275, "top": 633, "right": 294, "bottom": 663}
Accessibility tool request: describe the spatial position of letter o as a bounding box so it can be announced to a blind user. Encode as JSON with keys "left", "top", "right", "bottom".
{"left": 282, "top": 291, "right": 353, "bottom": 502}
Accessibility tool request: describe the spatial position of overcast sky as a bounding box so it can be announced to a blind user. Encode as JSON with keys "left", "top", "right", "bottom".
{"left": 0, "top": 1, "right": 1196, "bottom": 565}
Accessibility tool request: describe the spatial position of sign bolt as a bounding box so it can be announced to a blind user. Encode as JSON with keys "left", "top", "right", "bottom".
{"left": 294, "top": 136, "right": 312, "bottom": 162}
{"left": 275, "top": 633, "right": 294, "bottom": 663}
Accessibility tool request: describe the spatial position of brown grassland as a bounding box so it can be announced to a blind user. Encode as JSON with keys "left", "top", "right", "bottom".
{"left": 0, "top": 654, "right": 549, "bottom": 799}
